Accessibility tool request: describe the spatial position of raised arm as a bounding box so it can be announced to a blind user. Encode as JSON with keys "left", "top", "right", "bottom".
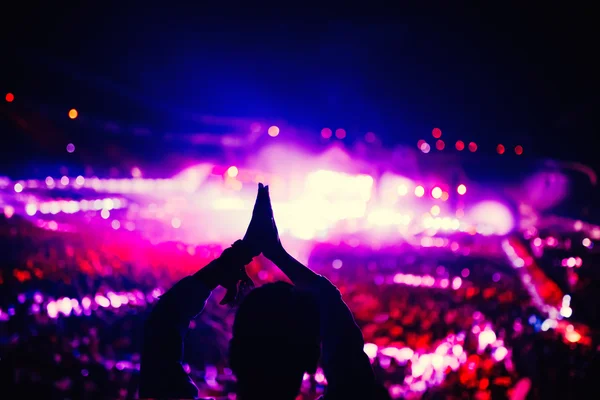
{"left": 261, "top": 186, "right": 376, "bottom": 399}
{"left": 139, "top": 241, "right": 254, "bottom": 399}
{"left": 139, "top": 185, "right": 265, "bottom": 399}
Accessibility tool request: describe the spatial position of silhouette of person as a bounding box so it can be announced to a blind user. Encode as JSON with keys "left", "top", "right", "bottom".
{"left": 140, "top": 184, "right": 385, "bottom": 399}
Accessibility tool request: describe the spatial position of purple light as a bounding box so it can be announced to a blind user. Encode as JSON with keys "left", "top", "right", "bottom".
{"left": 66, "top": 143, "right": 75, "bottom": 153}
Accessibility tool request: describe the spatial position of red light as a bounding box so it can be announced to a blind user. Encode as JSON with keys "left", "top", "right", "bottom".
{"left": 436, "top": 139, "right": 445, "bottom": 150}
{"left": 335, "top": 128, "right": 346, "bottom": 139}
{"left": 432, "top": 127, "right": 442, "bottom": 138}
{"left": 497, "top": 144, "right": 505, "bottom": 154}
{"left": 468, "top": 142, "right": 477, "bottom": 152}
{"left": 321, "top": 128, "right": 332, "bottom": 139}
{"left": 417, "top": 139, "right": 426, "bottom": 149}
{"left": 5, "top": 93, "right": 14, "bottom": 103}
{"left": 515, "top": 145, "right": 523, "bottom": 155}
{"left": 455, "top": 140, "right": 465, "bottom": 151}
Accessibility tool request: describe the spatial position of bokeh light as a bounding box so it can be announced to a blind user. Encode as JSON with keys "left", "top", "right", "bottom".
{"left": 431, "top": 187, "right": 442, "bottom": 199}
{"left": 468, "top": 142, "right": 477, "bottom": 152}
{"left": 335, "top": 128, "right": 346, "bottom": 139}
{"left": 420, "top": 142, "right": 431, "bottom": 153}
{"left": 457, "top": 184, "right": 467, "bottom": 195}
{"left": 432, "top": 127, "right": 442, "bottom": 138}
{"left": 497, "top": 144, "right": 505, "bottom": 154}
{"left": 321, "top": 128, "right": 332, "bottom": 139}
{"left": 436, "top": 139, "right": 445, "bottom": 150}
{"left": 227, "top": 166, "right": 239, "bottom": 178}
{"left": 515, "top": 145, "right": 523, "bottom": 155}
{"left": 5, "top": 92, "right": 14, "bottom": 102}
{"left": 68, "top": 109, "right": 78, "bottom": 119}
{"left": 415, "top": 185, "right": 425, "bottom": 197}
{"left": 267, "top": 126, "right": 280, "bottom": 137}
{"left": 66, "top": 143, "right": 75, "bottom": 153}
{"left": 455, "top": 140, "right": 465, "bottom": 151}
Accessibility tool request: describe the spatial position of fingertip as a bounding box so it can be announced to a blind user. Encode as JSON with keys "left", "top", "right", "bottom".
{"left": 258, "top": 182, "right": 264, "bottom": 189}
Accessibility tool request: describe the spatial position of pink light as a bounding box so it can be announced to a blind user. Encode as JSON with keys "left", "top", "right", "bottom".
{"left": 267, "top": 126, "right": 280, "bottom": 137}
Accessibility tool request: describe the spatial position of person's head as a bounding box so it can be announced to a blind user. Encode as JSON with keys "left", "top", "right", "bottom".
{"left": 229, "top": 281, "right": 320, "bottom": 400}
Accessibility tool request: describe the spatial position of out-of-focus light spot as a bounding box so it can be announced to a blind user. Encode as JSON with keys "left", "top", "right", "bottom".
{"left": 441, "top": 191, "right": 449, "bottom": 201}
{"left": 566, "top": 257, "right": 576, "bottom": 268}
{"left": 497, "top": 144, "right": 505, "bottom": 154}
{"left": 171, "top": 217, "right": 182, "bottom": 229}
{"left": 60, "top": 176, "right": 69, "bottom": 186}
{"left": 363, "top": 343, "right": 378, "bottom": 359}
{"left": 25, "top": 203, "right": 37, "bottom": 216}
{"left": 4, "top": 205, "right": 15, "bottom": 218}
{"left": 6, "top": 92, "right": 15, "bottom": 102}
{"left": 100, "top": 209, "right": 110, "bottom": 219}
{"left": 415, "top": 186, "right": 425, "bottom": 197}
{"left": 335, "top": 128, "right": 346, "bottom": 139}
{"left": 75, "top": 175, "right": 85, "bottom": 185}
{"left": 515, "top": 145, "right": 523, "bottom": 155}
{"left": 533, "top": 237, "right": 542, "bottom": 247}
{"left": 332, "top": 259, "right": 343, "bottom": 269}
{"left": 566, "top": 330, "right": 581, "bottom": 343}
{"left": 420, "top": 142, "right": 431, "bottom": 153}
{"left": 267, "top": 126, "right": 279, "bottom": 137}
{"left": 430, "top": 205, "right": 440, "bottom": 216}
{"left": 451, "top": 277, "right": 462, "bottom": 290}
{"left": 457, "top": 184, "right": 467, "bottom": 195}
{"left": 455, "top": 140, "right": 465, "bottom": 151}
{"left": 14, "top": 183, "right": 23, "bottom": 193}
{"left": 131, "top": 167, "right": 142, "bottom": 178}
{"left": 493, "top": 346, "right": 508, "bottom": 362}
{"left": 492, "top": 272, "right": 501, "bottom": 282}
{"left": 436, "top": 139, "right": 445, "bottom": 150}
{"left": 66, "top": 143, "right": 75, "bottom": 153}
{"left": 582, "top": 237, "right": 593, "bottom": 248}
{"left": 468, "top": 142, "right": 477, "bottom": 152}
{"left": 321, "top": 128, "right": 332, "bottom": 139}
{"left": 431, "top": 186, "right": 442, "bottom": 199}
{"left": 68, "top": 109, "right": 78, "bottom": 119}
{"left": 432, "top": 127, "right": 442, "bottom": 138}
{"left": 461, "top": 268, "right": 470, "bottom": 278}
{"left": 227, "top": 166, "right": 239, "bottom": 178}
{"left": 111, "top": 220, "right": 120, "bottom": 230}
{"left": 397, "top": 184, "right": 408, "bottom": 196}
{"left": 365, "top": 131, "right": 376, "bottom": 143}
{"left": 560, "top": 306, "right": 573, "bottom": 318}
{"left": 417, "top": 139, "right": 426, "bottom": 149}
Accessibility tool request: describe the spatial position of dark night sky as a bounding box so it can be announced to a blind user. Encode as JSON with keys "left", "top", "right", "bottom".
{"left": 1, "top": 5, "right": 597, "bottom": 170}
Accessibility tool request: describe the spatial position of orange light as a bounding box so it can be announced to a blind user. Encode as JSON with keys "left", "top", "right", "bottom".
{"left": 455, "top": 140, "right": 465, "bottom": 151}
{"left": 335, "top": 128, "right": 346, "bottom": 139}
{"left": 457, "top": 184, "right": 467, "bottom": 195}
{"left": 267, "top": 126, "right": 280, "bottom": 137}
{"left": 441, "top": 191, "right": 449, "bottom": 201}
{"left": 68, "top": 109, "right": 78, "bottom": 119}
{"left": 497, "top": 144, "right": 505, "bottom": 154}
{"left": 321, "top": 128, "right": 332, "bottom": 139}
{"left": 432, "top": 127, "right": 442, "bottom": 138}
{"left": 436, "top": 139, "right": 445, "bottom": 150}
{"left": 432, "top": 187, "right": 442, "bottom": 199}
{"left": 515, "top": 145, "right": 523, "bottom": 155}
{"left": 415, "top": 186, "right": 425, "bottom": 197}
{"left": 5, "top": 92, "right": 14, "bottom": 103}
{"left": 468, "top": 142, "right": 477, "bottom": 152}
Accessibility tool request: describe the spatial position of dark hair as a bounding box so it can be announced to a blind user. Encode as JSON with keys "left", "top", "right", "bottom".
{"left": 229, "top": 282, "right": 320, "bottom": 397}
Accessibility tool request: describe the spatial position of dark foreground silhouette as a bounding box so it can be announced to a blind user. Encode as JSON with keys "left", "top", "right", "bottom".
{"left": 140, "top": 184, "right": 388, "bottom": 399}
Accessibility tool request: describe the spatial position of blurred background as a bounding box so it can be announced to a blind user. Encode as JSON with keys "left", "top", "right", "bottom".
{"left": 1, "top": 5, "right": 599, "bottom": 400}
